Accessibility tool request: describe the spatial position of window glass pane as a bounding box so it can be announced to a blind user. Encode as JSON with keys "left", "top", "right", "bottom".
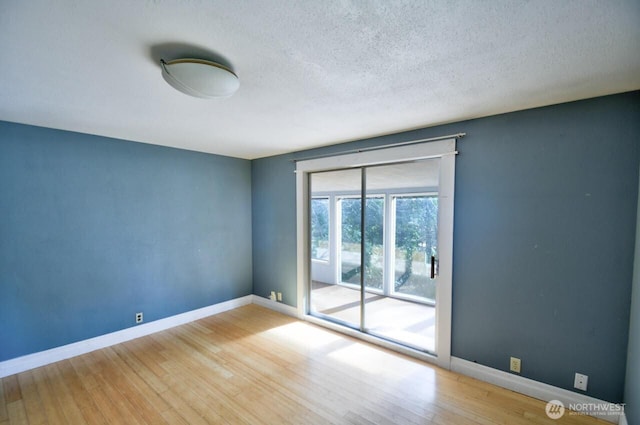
{"left": 394, "top": 195, "right": 438, "bottom": 301}
{"left": 364, "top": 197, "right": 384, "bottom": 290}
{"left": 340, "top": 198, "right": 361, "bottom": 284}
{"left": 340, "top": 196, "right": 384, "bottom": 290}
{"left": 311, "top": 197, "right": 329, "bottom": 261}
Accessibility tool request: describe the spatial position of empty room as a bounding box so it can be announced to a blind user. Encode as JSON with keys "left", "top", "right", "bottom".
{"left": 1, "top": 1, "right": 639, "bottom": 424}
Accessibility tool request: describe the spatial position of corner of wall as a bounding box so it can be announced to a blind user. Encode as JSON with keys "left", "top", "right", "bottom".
{"left": 623, "top": 165, "right": 640, "bottom": 425}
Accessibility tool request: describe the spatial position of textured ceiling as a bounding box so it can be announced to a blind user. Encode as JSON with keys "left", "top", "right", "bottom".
{"left": 0, "top": 1, "right": 638, "bottom": 159}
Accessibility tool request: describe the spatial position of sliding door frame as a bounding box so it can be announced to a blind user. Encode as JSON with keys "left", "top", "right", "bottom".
{"left": 296, "top": 139, "right": 456, "bottom": 369}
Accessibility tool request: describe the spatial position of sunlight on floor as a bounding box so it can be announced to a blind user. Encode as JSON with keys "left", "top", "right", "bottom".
{"left": 311, "top": 283, "right": 436, "bottom": 352}
{"left": 262, "top": 321, "right": 344, "bottom": 349}
{"left": 326, "top": 342, "right": 438, "bottom": 403}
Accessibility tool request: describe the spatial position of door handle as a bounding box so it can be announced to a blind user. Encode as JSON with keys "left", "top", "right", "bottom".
{"left": 430, "top": 255, "right": 436, "bottom": 279}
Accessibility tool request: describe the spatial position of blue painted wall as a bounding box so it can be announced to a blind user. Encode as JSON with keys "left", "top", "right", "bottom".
{"left": 251, "top": 154, "right": 297, "bottom": 305}
{"left": 624, "top": 170, "right": 640, "bottom": 424}
{"left": 251, "top": 91, "right": 640, "bottom": 403}
{"left": 450, "top": 93, "right": 638, "bottom": 404}
{"left": 0, "top": 121, "right": 252, "bottom": 361}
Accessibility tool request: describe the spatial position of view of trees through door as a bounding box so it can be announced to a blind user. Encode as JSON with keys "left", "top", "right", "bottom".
{"left": 393, "top": 195, "right": 438, "bottom": 301}
{"left": 309, "top": 159, "right": 440, "bottom": 352}
{"left": 339, "top": 196, "right": 384, "bottom": 291}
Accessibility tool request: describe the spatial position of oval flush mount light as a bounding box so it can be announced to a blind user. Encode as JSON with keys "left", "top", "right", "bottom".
{"left": 160, "top": 58, "right": 239, "bottom": 98}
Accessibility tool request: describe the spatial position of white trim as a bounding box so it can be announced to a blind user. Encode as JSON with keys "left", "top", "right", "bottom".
{"left": 293, "top": 133, "right": 465, "bottom": 163}
{"left": 251, "top": 295, "right": 299, "bottom": 317}
{"left": 451, "top": 357, "right": 624, "bottom": 424}
{"left": 0, "top": 295, "right": 253, "bottom": 378}
{"left": 295, "top": 139, "right": 456, "bottom": 172}
{"left": 296, "top": 139, "right": 456, "bottom": 369}
{"left": 435, "top": 149, "right": 455, "bottom": 368}
{"left": 619, "top": 412, "right": 628, "bottom": 425}
{"left": 296, "top": 169, "right": 310, "bottom": 318}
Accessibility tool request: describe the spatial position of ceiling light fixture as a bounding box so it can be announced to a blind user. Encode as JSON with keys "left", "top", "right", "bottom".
{"left": 160, "top": 58, "right": 239, "bottom": 98}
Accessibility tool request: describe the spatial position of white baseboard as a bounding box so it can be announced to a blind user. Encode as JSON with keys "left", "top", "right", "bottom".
{"left": 451, "top": 357, "right": 624, "bottom": 424}
{"left": 619, "top": 412, "right": 628, "bottom": 425}
{"left": 251, "top": 295, "right": 299, "bottom": 317}
{"left": 0, "top": 295, "right": 253, "bottom": 378}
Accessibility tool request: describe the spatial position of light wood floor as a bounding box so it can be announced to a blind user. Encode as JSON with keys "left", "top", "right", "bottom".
{"left": 1, "top": 305, "right": 607, "bottom": 424}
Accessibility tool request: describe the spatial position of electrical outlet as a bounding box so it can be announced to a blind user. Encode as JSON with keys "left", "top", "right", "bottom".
{"left": 277, "top": 292, "right": 282, "bottom": 302}
{"left": 270, "top": 291, "right": 276, "bottom": 301}
{"left": 510, "top": 357, "right": 521, "bottom": 373}
{"left": 135, "top": 312, "right": 143, "bottom": 324}
{"left": 574, "top": 373, "right": 588, "bottom": 391}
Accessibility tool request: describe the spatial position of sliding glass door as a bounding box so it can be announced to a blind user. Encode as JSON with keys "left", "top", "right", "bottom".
{"left": 309, "top": 158, "right": 441, "bottom": 353}
{"left": 298, "top": 138, "right": 456, "bottom": 365}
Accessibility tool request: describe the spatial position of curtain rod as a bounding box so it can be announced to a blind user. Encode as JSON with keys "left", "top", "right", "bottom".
{"left": 292, "top": 133, "right": 466, "bottom": 163}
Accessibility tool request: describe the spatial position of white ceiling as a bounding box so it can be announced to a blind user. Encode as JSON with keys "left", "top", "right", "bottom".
{"left": 1, "top": 1, "right": 638, "bottom": 160}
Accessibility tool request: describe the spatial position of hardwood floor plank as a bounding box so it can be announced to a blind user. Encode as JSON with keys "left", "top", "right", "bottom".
{"left": 98, "top": 347, "right": 170, "bottom": 424}
{"left": 68, "top": 354, "right": 100, "bottom": 391}
{"left": 2, "top": 376, "right": 21, "bottom": 404}
{"left": 343, "top": 410, "right": 380, "bottom": 425}
{"left": 218, "top": 358, "right": 344, "bottom": 424}
{"left": 55, "top": 360, "right": 107, "bottom": 425}
{"left": 6, "top": 400, "right": 28, "bottom": 425}
{"left": 43, "top": 363, "right": 87, "bottom": 424}
{"left": 123, "top": 337, "right": 168, "bottom": 380}
{"left": 86, "top": 350, "right": 149, "bottom": 425}
{"left": 0, "top": 374, "right": 8, "bottom": 422}
{"left": 108, "top": 342, "right": 168, "bottom": 395}
{"left": 30, "top": 367, "right": 67, "bottom": 424}
{"left": 16, "top": 372, "right": 47, "bottom": 425}
{"left": 156, "top": 385, "right": 211, "bottom": 425}
{"left": 156, "top": 370, "right": 235, "bottom": 425}
{"left": 102, "top": 347, "right": 170, "bottom": 416}
{"left": 151, "top": 329, "right": 233, "bottom": 381}
{"left": 158, "top": 347, "right": 286, "bottom": 425}
{"left": 160, "top": 408, "right": 191, "bottom": 425}
{"left": 86, "top": 384, "right": 129, "bottom": 425}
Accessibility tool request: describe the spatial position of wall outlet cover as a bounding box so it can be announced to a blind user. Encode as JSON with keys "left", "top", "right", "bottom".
{"left": 510, "top": 357, "right": 521, "bottom": 373}
{"left": 574, "top": 373, "right": 588, "bottom": 391}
